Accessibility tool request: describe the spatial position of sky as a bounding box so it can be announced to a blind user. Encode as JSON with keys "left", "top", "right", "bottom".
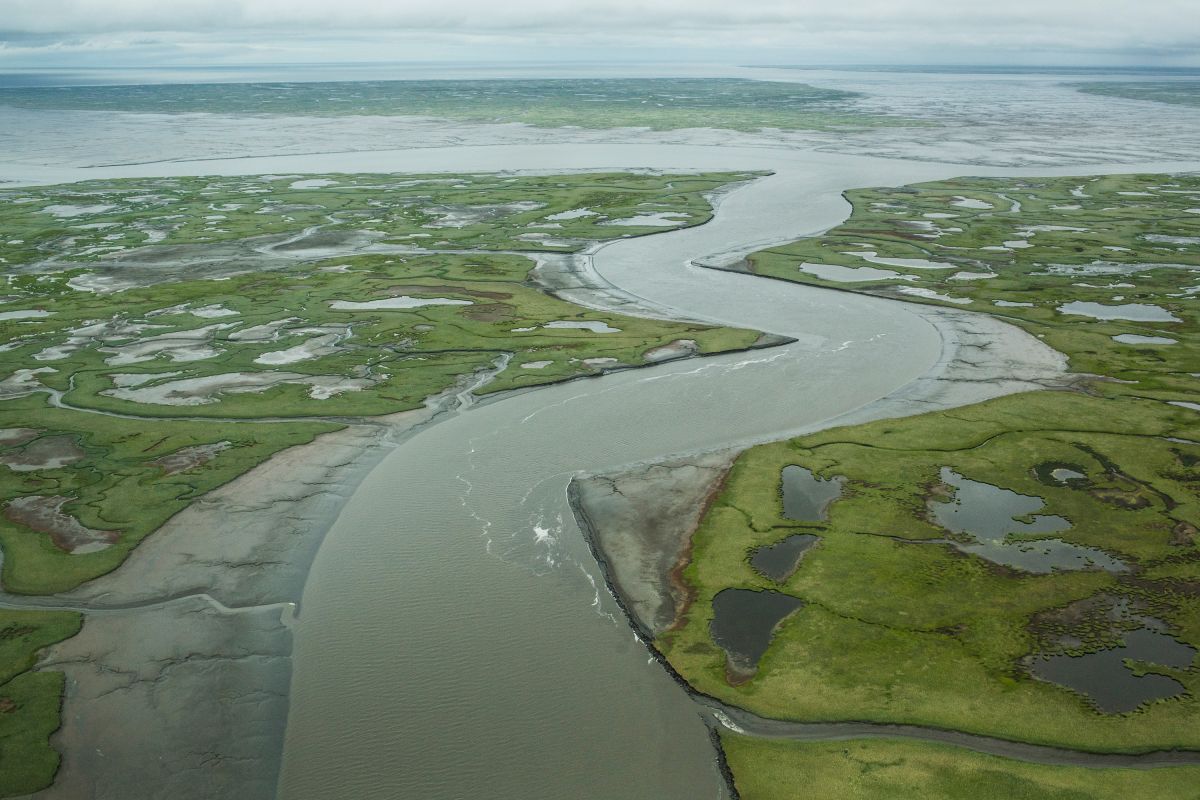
{"left": 1, "top": 0, "right": 1198, "bottom": 71}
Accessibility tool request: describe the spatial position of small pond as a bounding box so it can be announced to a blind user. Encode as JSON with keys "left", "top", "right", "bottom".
{"left": 781, "top": 466, "right": 844, "bottom": 522}
{"left": 798, "top": 262, "right": 903, "bottom": 283}
{"left": 1033, "top": 461, "right": 1088, "bottom": 486}
{"left": 1030, "top": 627, "right": 1196, "bottom": 713}
{"left": 1057, "top": 301, "right": 1181, "bottom": 323}
{"left": 1112, "top": 334, "right": 1178, "bottom": 345}
{"left": 709, "top": 589, "right": 804, "bottom": 676}
{"left": 931, "top": 468, "right": 1125, "bottom": 573}
{"left": 750, "top": 534, "right": 820, "bottom": 582}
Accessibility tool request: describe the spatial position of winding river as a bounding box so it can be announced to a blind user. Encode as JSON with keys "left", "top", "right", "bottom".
{"left": 7, "top": 141, "right": 1199, "bottom": 798}
{"left": 78, "top": 146, "right": 1169, "bottom": 800}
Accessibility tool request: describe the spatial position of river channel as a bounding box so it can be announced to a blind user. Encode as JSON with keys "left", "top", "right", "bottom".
{"left": 121, "top": 146, "right": 1173, "bottom": 800}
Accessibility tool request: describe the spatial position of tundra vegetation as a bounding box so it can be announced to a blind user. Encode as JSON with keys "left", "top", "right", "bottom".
{"left": 666, "top": 173, "right": 1200, "bottom": 797}
{"left": 0, "top": 170, "right": 766, "bottom": 795}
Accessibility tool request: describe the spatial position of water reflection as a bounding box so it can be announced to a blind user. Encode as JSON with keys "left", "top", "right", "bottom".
{"left": 931, "top": 468, "right": 1125, "bottom": 573}
{"left": 781, "top": 465, "right": 844, "bottom": 522}
{"left": 1031, "top": 627, "right": 1196, "bottom": 713}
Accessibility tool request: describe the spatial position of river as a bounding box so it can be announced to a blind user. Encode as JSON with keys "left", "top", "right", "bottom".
{"left": 145, "top": 147, "right": 1172, "bottom": 800}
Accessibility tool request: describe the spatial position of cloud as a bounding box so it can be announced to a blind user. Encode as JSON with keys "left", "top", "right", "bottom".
{"left": 0, "top": 0, "right": 1197, "bottom": 65}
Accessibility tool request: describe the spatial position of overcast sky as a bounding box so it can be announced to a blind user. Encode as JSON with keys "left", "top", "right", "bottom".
{"left": 1, "top": 0, "right": 1198, "bottom": 70}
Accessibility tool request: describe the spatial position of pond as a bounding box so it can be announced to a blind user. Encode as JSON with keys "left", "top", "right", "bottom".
{"left": 781, "top": 465, "right": 844, "bottom": 522}
{"left": 1030, "top": 627, "right": 1196, "bottom": 713}
{"left": 750, "top": 534, "right": 820, "bottom": 582}
{"left": 931, "top": 468, "right": 1125, "bottom": 573}
{"left": 1057, "top": 301, "right": 1181, "bottom": 322}
{"left": 709, "top": 588, "right": 804, "bottom": 676}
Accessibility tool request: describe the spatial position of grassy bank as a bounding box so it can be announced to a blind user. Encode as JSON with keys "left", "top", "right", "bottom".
{"left": 0, "top": 610, "right": 81, "bottom": 797}
{"left": 721, "top": 735, "right": 1200, "bottom": 800}
{"left": 0, "top": 170, "right": 764, "bottom": 593}
{"left": 662, "top": 392, "right": 1200, "bottom": 750}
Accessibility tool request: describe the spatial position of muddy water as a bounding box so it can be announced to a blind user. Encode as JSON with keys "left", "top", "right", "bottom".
{"left": 266, "top": 146, "right": 966, "bottom": 800}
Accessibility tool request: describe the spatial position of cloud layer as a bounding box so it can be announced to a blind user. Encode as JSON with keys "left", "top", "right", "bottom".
{"left": 1, "top": 0, "right": 1198, "bottom": 65}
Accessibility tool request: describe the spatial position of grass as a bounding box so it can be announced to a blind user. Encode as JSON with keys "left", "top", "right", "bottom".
{"left": 0, "top": 610, "right": 81, "bottom": 797}
{"left": 0, "top": 171, "right": 757, "bottom": 268}
{"left": 9, "top": 254, "right": 760, "bottom": 420}
{"left": 741, "top": 173, "right": 1199, "bottom": 402}
{"left": 0, "top": 395, "right": 337, "bottom": 594}
{"left": 662, "top": 392, "right": 1200, "bottom": 751}
{"left": 721, "top": 735, "right": 1200, "bottom": 800}
{"left": 0, "top": 170, "right": 764, "bottom": 596}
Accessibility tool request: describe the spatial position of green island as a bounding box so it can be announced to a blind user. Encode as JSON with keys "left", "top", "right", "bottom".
{"left": 0, "top": 170, "right": 767, "bottom": 795}
{"left": 658, "top": 173, "right": 1200, "bottom": 797}
{"left": 0, "top": 78, "right": 909, "bottom": 132}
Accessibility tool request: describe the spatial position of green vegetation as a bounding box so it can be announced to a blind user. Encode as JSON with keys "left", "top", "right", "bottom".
{"left": 742, "top": 173, "right": 1198, "bottom": 401}
{"left": 5, "top": 251, "right": 757, "bottom": 421}
{"left": 0, "top": 169, "right": 762, "bottom": 595}
{"left": 721, "top": 735, "right": 1200, "bottom": 800}
{"left": 664, "top": 173, "right": 1200, "bottom": 796}
{"left": 0, "top": 169, "right": 770, "bottom": 793}
{"left": 0, "top": 396, "right": 337, "bottom": 593}
{"left": 663, "top": 393, "right": 1200, "bottom": 750}
{"left": 0, "top": 79, "right": 909, "bottom": 132}
{"left": 1074, "top": 81, "right": 1200, "bottom": 109}
{"left": 0, "top": 171, "right": 750, "bottom": 268}
{"left": 0, "top": 610, "right": 81, "bottom": 797}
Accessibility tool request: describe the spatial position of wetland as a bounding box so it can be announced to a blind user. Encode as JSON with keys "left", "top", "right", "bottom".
{"left": 1, "top": 68, "right": 1199, "bottom": 800}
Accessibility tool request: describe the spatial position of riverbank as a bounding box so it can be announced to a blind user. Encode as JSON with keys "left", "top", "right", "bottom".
{"left": 608, "top": 171, "right": 1199, "bottom": 797}
{"left": 14, "top": 324, "right": 799, "bottom": 799}
{"left": 569, "top": 291, "right": 1074, "bottom": 636}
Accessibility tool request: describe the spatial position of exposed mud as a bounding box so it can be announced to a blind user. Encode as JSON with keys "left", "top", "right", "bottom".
{"left": 149, "top": 441, "right": 233, "bottom": 475}
{"left": 570, "top": 450, "right": 736, "bottom": 637}
{"left": 0, "top": 435, "right": 85, "bottom": 472}
{"left": 4, "top": 495, "right": 119, "bottom": 554}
